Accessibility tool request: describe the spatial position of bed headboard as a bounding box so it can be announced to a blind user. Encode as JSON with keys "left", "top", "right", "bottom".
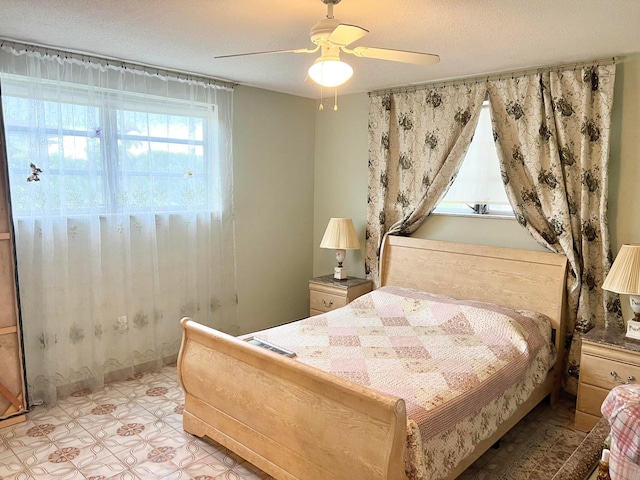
{"left": 379, "top": 235, "right": 567, "bottom": 333}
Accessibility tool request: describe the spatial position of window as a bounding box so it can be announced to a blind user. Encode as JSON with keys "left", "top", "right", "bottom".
{"left": 434, "top": 101, "right": 513, "bottom": 216}
{"left": 2, "top": 75, "right": 214, "bottom": 216}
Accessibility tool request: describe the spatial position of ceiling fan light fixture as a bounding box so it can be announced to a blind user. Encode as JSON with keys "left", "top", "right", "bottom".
{"left": 308, "top": 58, "right": 353, "bottom": 87}
{"left": 216, "top": 0, "right": 440, "bottom": 94}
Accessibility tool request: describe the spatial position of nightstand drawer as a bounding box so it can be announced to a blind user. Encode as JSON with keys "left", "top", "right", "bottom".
{"left": 576, "top": 382, "right": 609, "bottom": 417}
{"left": 308, "top": 275, "right": 372, "bottom": 317}
{"left": 310, "top": 290, "right": 347, "bottom": 313}
{"left": 581, "top": 354, "right": 640, "bottom": 389}
{"left": 575, "top": 328, "right": 640, "bottom": 432}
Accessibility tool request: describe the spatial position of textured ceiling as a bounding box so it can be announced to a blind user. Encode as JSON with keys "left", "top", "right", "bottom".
{"left": 0, "top": 0, "right": 638, "bottom": 99}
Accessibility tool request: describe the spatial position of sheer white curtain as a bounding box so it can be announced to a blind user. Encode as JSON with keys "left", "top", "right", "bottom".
{"left": 0, "top": 42, "right": 236, "bottom": 404}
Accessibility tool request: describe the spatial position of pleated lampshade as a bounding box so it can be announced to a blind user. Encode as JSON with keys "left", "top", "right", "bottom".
{"left": 320, "top": 218, "right": 360, "bottom": 280}
{"left": 602, "top": 245, "right": 640, "bottom": 295}
{"left": 320, "top": 218, "right": 360, "bottom": 250}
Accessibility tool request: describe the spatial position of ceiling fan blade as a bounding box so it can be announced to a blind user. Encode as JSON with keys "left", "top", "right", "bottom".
{"left": 351, "top": 46, "right": 440, "bottom": 66}
{"left": 327, "top": 24, "right": 369, "bottom": 46}
{"left": 215, "top": 47, "right": 315, "bottom": 59}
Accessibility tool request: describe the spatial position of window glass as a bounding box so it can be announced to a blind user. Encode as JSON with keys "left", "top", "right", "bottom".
{"left": 435, "top": 102, "right": 513, "bottom": 216}
{"left": 2, "top": 77, "right": 213, "bottom": 215}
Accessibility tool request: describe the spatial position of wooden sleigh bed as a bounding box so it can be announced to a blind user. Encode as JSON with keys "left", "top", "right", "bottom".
{"left": 177, "top": 236, "right": 568, "bottom": 480}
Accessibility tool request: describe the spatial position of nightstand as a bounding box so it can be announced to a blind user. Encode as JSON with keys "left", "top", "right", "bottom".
{"left": 575, "top": 326, "right": 640, "bottom": 431}
{"left": 309, "top": 275, "right": 373, "bottom": 317}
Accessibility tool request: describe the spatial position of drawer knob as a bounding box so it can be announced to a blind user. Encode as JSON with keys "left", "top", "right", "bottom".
{"left": 610, "top": 371, "right": 636, "bottom": 384}
{"left": 322, "top": 299, "right": 333, "bottom": 308}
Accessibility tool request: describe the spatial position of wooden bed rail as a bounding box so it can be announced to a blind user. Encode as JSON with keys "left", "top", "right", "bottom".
{"left": 177, "top": 237, "right": 568, "bottom": 480}
{"left": 177, "top": 317, "right": 408, "bottom": 480}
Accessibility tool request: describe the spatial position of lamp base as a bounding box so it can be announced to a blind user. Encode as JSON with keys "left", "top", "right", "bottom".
{"left": 333, "top": 266, "right": 347, "bottom": 280}
{"left": 626, "top": 319, "right": 640, "bottom": 341}
{"left": 627, "top": 297, "right": 640, "bottom": 340}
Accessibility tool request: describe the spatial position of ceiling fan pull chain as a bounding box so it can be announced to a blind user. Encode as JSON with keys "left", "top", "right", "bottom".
{"left": 319, "top": 84, "right": 324, "bottom": 111}
{"left": 334, "top": 88, "right": 338, "bottom": 111}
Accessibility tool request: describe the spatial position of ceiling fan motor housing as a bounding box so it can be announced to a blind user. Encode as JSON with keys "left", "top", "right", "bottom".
{"left": 310, "top": 17, "right": 342, "bottom": 45}
{"left": 215, "top": 0, "right": 439, "bottom": 69}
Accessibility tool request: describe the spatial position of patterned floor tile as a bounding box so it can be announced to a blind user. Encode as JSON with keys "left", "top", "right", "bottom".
{"left": 183, "top": 455, "right": 230, "bottom": 478}
{"left": 108, "top": 438, "right": 157, "bottom": 468}
{"left": 46, "top": 420, "right": 90, "bottom": 443}
{"left": 0, "top": 365, "right": 589, "bottom": 480}
{"left": 20, "top": 459, "right": 81, "bottom": 479}
{"left": 129, "top": 457, "right": 181, "bottom": 478}
{"left": 27, "top": 404, "right": 75, "bottom": 424}
{"left": 158, "top": 471, "right": 198, "bottom": 480}
{"left": 65, "top": 441, "right": 114, "bottom": 470}
{"left": 76, "top": 450, "right": 128, "bottom": 478}
{"left": 111, "top": 410, "right": 159, "bottom": 430}
{"left": 8, "top": 438, "right": 59, "bottom": 467}
{"left": 84, "top": 418, "right": 132, "bottom": 442}
{"left": 0, "top": 435, "right": 13, "bottom": 460}
{"left": 0, "top": 451, "right": 25, "bottom": 477}
{"left": 105, "top": 471, "right": 145, "bottom": 480}
{"left": 0, "top": 420, "right": 34, "bottom": 442}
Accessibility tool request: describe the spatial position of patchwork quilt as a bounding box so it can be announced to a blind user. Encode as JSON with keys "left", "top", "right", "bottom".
{"left": 252, "top": 286, "right": 555, "bottom": 479}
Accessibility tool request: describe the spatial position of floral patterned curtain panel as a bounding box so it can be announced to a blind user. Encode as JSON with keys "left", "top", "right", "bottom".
{"left": 0, "top": 43, "right": 237, "bottom": 405}
{"left": 487, "top": 63, "right": 620, "bottom": 394}
{"left": 366, "top": 84, "right": 486, "bottom": 283}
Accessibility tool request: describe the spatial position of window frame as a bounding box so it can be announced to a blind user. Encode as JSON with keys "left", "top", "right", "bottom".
{"left": 2, "top": 74, "right": 217, "bottom": 216}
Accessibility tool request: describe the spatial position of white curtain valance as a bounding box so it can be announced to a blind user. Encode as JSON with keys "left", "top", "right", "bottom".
{"left": 0, "top": 40, "right": 234, "bottom": 92}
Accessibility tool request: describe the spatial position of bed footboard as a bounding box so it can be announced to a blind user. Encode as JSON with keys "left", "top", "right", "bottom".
{"left": 177, "top": 317, "right": 408, "bottom": 480}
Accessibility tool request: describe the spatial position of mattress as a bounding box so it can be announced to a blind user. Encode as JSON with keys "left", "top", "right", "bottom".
{"left": 251, "top": 285, "right": 555, "bottom": 479}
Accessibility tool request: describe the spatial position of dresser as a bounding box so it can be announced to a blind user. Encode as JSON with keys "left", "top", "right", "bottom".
{"left": 0, "top": 144, "right": 28, "bottom": 428}
{"left": 309, "top": 275, "right": 373, "bottom": 316}
{"left": 575, "top": 326, "right": 640, "bottom": 431}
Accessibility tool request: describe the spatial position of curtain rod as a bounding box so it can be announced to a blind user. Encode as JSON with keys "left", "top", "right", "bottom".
{"left": 0, "top": 37, "right": 237, "bottom": 90}
{"left": 370, "top": 57, "right": 616, "bottom": 96}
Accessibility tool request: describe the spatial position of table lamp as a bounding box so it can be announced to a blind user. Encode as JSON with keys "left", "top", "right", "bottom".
{"left": 602, "top": 244, "right": 640, "bottom": 340}
{"left": 320, "top": 218, "right": 360, "bottom": 280}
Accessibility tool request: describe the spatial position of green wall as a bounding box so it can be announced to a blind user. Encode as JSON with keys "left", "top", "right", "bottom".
{"left": 313, "top": 93, "right": 370, "bottom": 278}
{"left": 233, "top": 86, "right": 316, "bottom": 333}
{"left": 312, "top": 53, "right": 640, "bottom": 317}
{"left": 230, "top": 53, "right": 640, "bottom": 330}
{"left": 609, "top": 54, "right": 640, "bottom": 251}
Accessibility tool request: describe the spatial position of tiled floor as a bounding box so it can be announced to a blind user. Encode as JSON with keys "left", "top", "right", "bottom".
{"left": 0, "top": 366, "right": 273, "bottom": 480}
{"left": 0, "top": 365, "right": 583, "bottom": 480}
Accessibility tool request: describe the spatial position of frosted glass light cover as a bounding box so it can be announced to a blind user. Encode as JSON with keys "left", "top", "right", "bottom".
{"left": 308, "top": 60, "right": 353, "bottom": 87}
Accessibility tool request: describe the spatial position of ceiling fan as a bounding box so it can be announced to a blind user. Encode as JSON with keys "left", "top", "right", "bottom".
{"left": 216, "top": 0, "right": 440, "bottom": 88}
